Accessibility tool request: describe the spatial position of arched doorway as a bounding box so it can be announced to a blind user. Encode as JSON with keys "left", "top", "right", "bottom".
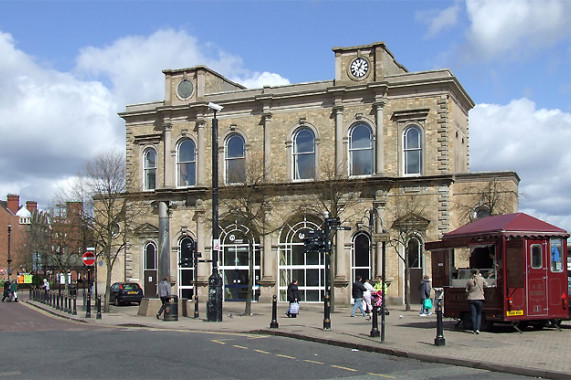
{"left": 352, "top": 232, "right": 372, "bottom": 283}
{"left": 178, "top": 236, "right": 196, "bottom": 300}
{"left": 407, "top": 236, "right": 423, "bottom": 304}
{"left": 219, "top": 224, "right": 260, "bottom": 301}
{"left": 278, "top": 215, "right": 324, "bottom": 302}
{"left": 143, "top": 241, "right": 157, "bottom": 297}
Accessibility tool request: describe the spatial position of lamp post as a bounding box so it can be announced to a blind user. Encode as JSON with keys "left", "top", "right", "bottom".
{"left": 368, "top": 206, "right": 388, "bottom": 342}
{"left": 7, "top": 225, "right": 12, "bottom": 280}
{"left": 207, "top": 102, "right": 223, "bottom": 322}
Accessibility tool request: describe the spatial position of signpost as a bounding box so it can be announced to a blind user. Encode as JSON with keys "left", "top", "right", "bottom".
{"left": 82, "top": 252, "right": 96, "bottom": 266}
{"left": 83, "top": 251, "right": 95, "bottom": 318}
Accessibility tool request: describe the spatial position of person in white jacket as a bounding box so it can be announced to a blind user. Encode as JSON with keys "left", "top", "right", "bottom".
{"left": 362, "top": 278, "right": 374, "bottom": 319}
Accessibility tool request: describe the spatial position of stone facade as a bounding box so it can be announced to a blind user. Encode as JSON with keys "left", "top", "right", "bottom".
{"left": 108, "top": 42, "right": 519, "bottom": 306}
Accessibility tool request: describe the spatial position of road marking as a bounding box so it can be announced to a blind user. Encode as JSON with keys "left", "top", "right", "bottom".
{"left": 276, "top": 354, "right": 296, "bottom": 360}
{"left": 254, "top": 349, "right": 271, "bottom": 354}
{"left": 303, "top": 360, "right": 324, "bottom": 365}
{"left": 0, "top": 371, "right": 22, "bottom": 377}
{"left": 330, "top": 365, "right": 358, "bottom": 372}
{"left": 233, "top": 345, "right": 248, "bottom": 349}
{"left": 367, "top": 373, "right": 396, "bottom": 378}
{"left": 212, "top": 339, "right": 233, "bottom": 345}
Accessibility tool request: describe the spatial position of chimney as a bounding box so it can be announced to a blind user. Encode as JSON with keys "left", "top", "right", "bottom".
{"left": 26, "top": 201, "right": 38, "bottom": 213}
{"left": 7, "top": 194, "right": 19, "bottom": 214}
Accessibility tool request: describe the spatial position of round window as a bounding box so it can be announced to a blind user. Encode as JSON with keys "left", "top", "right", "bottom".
{"left": 177, "top": 80, "right": 194, "bottom": 99}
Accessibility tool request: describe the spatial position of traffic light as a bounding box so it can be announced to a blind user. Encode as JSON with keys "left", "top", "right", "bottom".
{"left": 303, "top": 230, "right": 328, "bottom": 253}
{"left": 179, "top": 241, "right": 198, "bottom": 267}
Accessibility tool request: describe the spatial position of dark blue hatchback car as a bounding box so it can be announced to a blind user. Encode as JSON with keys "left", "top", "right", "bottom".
{"left": 109, "top": 282, "right": 144, "bottom": 306}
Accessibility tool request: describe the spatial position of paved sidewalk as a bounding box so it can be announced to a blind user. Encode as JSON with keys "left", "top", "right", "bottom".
{"left": 24, "top": 297, "right": 571, "bottom": 379}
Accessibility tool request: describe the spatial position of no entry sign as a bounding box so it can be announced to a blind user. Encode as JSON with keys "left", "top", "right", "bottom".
{"left": 82, "top": 252, "right": 96, "bottom": 266}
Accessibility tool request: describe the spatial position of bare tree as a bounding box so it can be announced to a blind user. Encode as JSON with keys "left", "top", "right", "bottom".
{"left": 300, "top": 160, "right": 362, "bottom": 311}
{"left": 457, "top": 178, "right": 519, "bottom": 224}
{"left": 385, "top": 191, "right": 430, "bottom": 311}
{"left": 220, "top": 152, "right": 279, "bottom": 315}
{"left": 80, "top": 150, "right": 131, "bottom": 313}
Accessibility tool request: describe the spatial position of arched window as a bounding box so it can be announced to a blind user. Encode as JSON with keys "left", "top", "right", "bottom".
{"left": 143, "top": 148, "right": 157, "bottom": 190}
{"left": 349, "top": 123, "right": 374, "bottom": 176}
{"left": 352, "top": 232, "right": 372, "bottom": 282}
{"left": 177, "top": 139, "right": 196, "bottom": 187}
{"left": 293, "top": 128, "right": 316, "bottom": 180}
{"left": 407, "top": 236, "right": 422, "bottom": 269}
{"left": 225, "top": 134, "right": 245, "bottom": 184}
{"left": 403, "top": 125, "right": 422, "bottom": 175}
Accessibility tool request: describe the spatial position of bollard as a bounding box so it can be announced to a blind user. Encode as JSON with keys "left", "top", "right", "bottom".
{"left": 68, "top": 294, "right": 72, "bottom": 314}
{"left": 270, "top": 294, "right": 279, "bottom": 328}
{"left": 86, "top": 292, "right": 92, "bottom": 318}
{"left": 323, "top": 293, "right": 331, "bottom": 330}
{"left": 370, "top": 304, "right": 380, "bottom": 337}
{"left": 194, "top": 294, "right": 199, "bottom": 319}
{"left": 64, "top": 294, "right": 68, "bottom": 313}
{"left": 73, "top": 295, "right": 77, "bottom": 315}
{"left": 434, "top": 298, "right": 445, "bottom": 346}
{"left": 96, "top": 295, "right": 102, "bottom": 319}
{"left": 56, "top": 293, "right": 60, "bottom": 310}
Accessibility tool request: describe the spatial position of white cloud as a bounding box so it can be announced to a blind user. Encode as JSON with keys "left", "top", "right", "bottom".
{"left": 416, "top": 2, "right": 461, "bottom": 39}
{"left": 0, "top": 28, "right": 290, "bottom": 209}
{"left": 464, "top": 0, "right": 571, "bottom": 61}
{"left": 470, "top": 98, "right": 571, "bottom": 232}
{"left": 235, "top": 71, "right": 290, "bottom": 89}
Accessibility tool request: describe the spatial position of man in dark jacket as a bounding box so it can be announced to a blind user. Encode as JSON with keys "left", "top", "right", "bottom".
{"left": 351, "top": 275, "right": 367, "bottom": 317}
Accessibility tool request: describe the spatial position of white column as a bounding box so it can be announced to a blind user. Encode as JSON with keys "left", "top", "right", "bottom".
{"left": 197, "top": 119, "right": 206, "bottom": 186}
{"left": 263, "top": 113, "right": 272, "bottom": 180}
{"left": 334, "top": 106, "right": 344, "bottom": 176}
{"left": 163, "top": 123, "right": 173, "bottom": 187}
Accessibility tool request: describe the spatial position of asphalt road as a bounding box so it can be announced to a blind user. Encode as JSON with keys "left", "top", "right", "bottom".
{"left": 0, "top": 301, "right": 535, "bottom": 379}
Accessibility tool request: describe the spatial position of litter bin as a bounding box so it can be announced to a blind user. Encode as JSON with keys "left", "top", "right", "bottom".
{"left": 163, "top": 296, "right": 178, "bottom": 321}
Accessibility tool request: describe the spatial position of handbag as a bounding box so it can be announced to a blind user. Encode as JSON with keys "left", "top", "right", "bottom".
{"left": 288, "top": 302, "right": 300, "bottom": 315}
{"left": 423, "top": 298, "right": 433, "bottom": 310}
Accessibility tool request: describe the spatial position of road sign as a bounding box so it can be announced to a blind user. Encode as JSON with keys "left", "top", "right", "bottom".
{"left": 82, "top": 252, "right": 96, "bottom": 266}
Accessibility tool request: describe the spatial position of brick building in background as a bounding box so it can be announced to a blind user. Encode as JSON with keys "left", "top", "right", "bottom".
{"left": 0, "top": 194, "right": 38, "bottom": 280}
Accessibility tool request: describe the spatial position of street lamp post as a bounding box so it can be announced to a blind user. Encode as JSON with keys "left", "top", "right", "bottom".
{"left": 7, "top": 225, "right": 12, "bottom": 280}
{"left": 368, "top": 206, "right": 388, "bottom": 342}
{"left": 207, "top": 102, "right": 223, "bottom": 322}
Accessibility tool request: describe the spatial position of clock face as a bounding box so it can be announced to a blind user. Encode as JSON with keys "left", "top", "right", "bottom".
{"left": 177, "top": 80, "right": 194, "bottom": 98}
{"left": 350, "top": 57, "right": 369, "bottom": 79}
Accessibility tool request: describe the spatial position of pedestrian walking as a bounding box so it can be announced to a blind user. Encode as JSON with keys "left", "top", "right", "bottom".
{"left": 419, "top": 275, "right": 432, "bottom": 316}
{"left": 156, "top": 277, "right": 171, "bottom": 320}
{"left": 466, "top": 269, "right": 488, "bottom": 334}
{"left": 10, "top": 280, "right": 18, "bottom": 302}
{"left": 2, "top": 280, "right": 11, "bottom": 302}
{"left": 286, "top": 279, "right": 300, "bottom": 318}
{"left": 362, "top": 278, "right": 374, "bottom": 318}
{"left": 351, "top": 275, "right": 367, "bottom": 317}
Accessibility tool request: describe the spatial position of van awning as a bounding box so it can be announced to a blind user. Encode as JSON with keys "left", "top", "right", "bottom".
{"left": 425, "top": 213, "right": 569, "bottom": 251}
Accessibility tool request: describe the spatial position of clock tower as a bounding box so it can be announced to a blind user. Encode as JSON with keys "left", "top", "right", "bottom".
{"left": 333, "top": 42, "right": 407, "bottom": 84}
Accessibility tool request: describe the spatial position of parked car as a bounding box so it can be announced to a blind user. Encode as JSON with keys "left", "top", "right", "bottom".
{"left": 109, "top": 282, "right": 144, "bottom": 306}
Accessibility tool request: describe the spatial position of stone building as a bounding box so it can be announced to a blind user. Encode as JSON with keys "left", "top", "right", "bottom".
{"left": 111, "top": 42, "right": 519, "bottom": 306}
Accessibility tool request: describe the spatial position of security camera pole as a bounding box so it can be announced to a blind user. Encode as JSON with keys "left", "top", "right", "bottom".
{"left": 207, "top": 102, "right": 223, "bottom": 322}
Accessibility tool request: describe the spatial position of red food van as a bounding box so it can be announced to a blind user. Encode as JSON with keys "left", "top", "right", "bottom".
{"left": 426, "top": 213, "right": 569, "bottom": 331}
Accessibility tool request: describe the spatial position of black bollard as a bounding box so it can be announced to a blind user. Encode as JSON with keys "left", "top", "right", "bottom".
{"left": 96, "top": 295, "right": 102, "bottom": 319}
{"left": 270, "top": 294, "right": 279, "bottom": 328}
{"left": 370, "top": 304, "right": 380, "bottom": 337}
{"left": 68, "top": 295, "right": 72, "bottom": 314}
{"left": 194, "top": 294, "right": 199, "bottom": 319}
{"left": 434, "top": 298, "right": 445, "bottom": 346}
{"left": 56, "top": 293, "right": 60, "bottom": 310}
{"left": 64, "top": 294, "right": 68, "bottom": 313}
{"left": 86, "top": 292, "right": 91, "bottom": 318}
{"left": 73, "top": 295, "right": 77, "bottom": 315}
{"left": 323, "top": 293, "right": 331, "bottom": 330}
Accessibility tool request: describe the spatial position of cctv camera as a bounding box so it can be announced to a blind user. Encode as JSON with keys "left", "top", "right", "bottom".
{"left": 208, "top": 102, "right": 224, "bottom": 112}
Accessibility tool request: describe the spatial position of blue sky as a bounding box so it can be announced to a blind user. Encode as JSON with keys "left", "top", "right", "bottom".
{"left": 1, "top": 0, "right": 571, "bottom": 234}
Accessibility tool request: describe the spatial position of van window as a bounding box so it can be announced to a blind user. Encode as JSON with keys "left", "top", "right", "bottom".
{"left": 550, "top": 238, "right": 563, "bottom": 272}
{"left": 530, "top": 244, "right": 542, "bottom": 269}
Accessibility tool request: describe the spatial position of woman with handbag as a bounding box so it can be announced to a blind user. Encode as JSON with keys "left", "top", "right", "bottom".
{"left": 466, "top": 269, "right": 488, "bottom": 334}
{"left": 286, "top": 279, "right": 300, "bottom": 318}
